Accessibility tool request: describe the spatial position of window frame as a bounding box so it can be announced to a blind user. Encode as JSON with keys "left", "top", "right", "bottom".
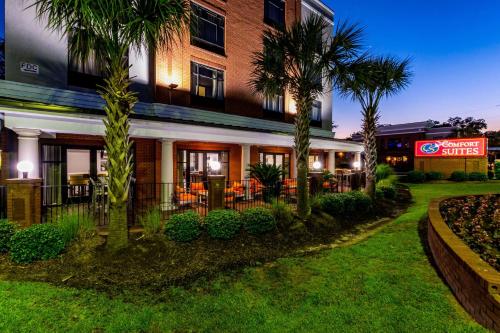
{"left": 190, "top": 2, "right": 225, "bottom": 55}
{"left": 310, "top": 100, "right": 322, "bottom": 127}
{"left": 190, "top": 61, "right": 225, "bottom": 109}
{"left": 264, "top": 0, "right": 285, "bottom": 28}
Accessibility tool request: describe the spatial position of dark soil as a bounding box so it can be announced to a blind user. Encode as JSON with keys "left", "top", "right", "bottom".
{"left": 0, "top": 195, "right": 410, "bottom": 296}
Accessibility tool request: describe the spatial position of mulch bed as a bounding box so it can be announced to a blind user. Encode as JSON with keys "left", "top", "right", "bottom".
{"left": 0, "top": 196, "right": 410, "bottom": 296}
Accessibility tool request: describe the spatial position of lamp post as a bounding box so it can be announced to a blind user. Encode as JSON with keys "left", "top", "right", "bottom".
{"left": 17, "top": 160, "right": 34, "bottom": 179}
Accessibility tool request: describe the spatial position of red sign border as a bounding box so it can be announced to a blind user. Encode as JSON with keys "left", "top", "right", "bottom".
{"left": 414, "top": 138, "right": 488, "bottom": 158}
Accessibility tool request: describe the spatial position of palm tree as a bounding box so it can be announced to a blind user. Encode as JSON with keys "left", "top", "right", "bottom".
{"left": 251, "top": 15, "right": 363, "bottom": 219}
{"left": 337, "top": 56, "right": 412, "bottom": 198}
{"left": 34, "top": 0, "right": 189, "bottom": 251}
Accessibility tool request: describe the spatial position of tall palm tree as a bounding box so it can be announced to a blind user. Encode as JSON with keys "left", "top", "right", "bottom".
{"left": 34, "top": 0, "right": 189, "bottom": 251}
{"left": 337, "top": 56, "right": 412, "bottom": 198}
{"left": 251, "top": 15, "right": 363, "bottom": 219}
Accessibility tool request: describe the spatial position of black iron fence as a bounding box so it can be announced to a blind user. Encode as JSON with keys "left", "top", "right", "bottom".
{"left": 0, "top": 185, "right": 7, "bottom": 219}
{"left": 26, "top": 172, "right": 365, "bottom": 228}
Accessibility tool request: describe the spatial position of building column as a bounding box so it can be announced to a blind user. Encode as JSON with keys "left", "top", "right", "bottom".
{"left": 354, "top": 152, "right": 362, "bottom": 170}
{"left": 14, "top": 128, "right": 41, "bottom": 179}
{"left": 327, "top": 150, "right": 336, "bottom": 174}
{"left": 241, "top": 144, "right": 251, "bottom": 179}
{"left": 161, "top": 139, "right": 174, "bottom": 210}
{"left": 290, "top": 149, "right": 297, "bottom": 178}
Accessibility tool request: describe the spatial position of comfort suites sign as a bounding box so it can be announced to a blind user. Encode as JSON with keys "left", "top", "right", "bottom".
{"left": 415, "top": 138, "right": 487, "bottom": 158}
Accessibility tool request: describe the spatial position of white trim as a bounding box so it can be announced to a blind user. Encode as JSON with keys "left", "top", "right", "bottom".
{"left": 1, "top": 108, "right": 363, "bottom": 152}
{"left": 302, "top": 1, "right": 334, "bottom": 25}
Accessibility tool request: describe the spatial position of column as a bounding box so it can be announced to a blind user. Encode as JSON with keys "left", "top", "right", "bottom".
{"left": 354, "top": 152, "right": 362, "bottom": 170}
{"left": 161, "top": 139, "right": 174, "bottom": 210}
{"left": 14, "top": 129, "right": 41, "bottom": 179}
{"left": 290, "top": 150, "right": 297, "bottom": 178}
{"left": 327, "top": 150, "right": 336, "bottom": 174}
{"left": 241, "top": 144, "right": 251, "bottom": 179}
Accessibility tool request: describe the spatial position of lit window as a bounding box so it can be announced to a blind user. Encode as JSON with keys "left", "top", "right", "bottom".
{"left": 191, "top": 62, "right": 224, "bottom": 101}
{"left": 191, "top": 2, "right": 225, "bottom": 55}
{"left": 263, "top": 95, "right": 283, "bottom": 113}
{"left": 311, "top": 100, "right": 322, "bottom": 124}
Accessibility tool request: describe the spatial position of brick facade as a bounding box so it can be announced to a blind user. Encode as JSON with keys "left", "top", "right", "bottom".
{"left": 428, "top": 198, "right": 500, "bottom": 332}
{"left": 415, "top": 157, "right": 488, "bottom": 178}
{"left": 155, "top": 0, "right": 301, "bottom": 123}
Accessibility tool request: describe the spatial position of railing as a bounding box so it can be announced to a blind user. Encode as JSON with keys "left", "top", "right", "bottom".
{"left": 35, "top": 172, "right": 366, "bottom": 228}
{"left": 0, "top": 185, "right": 7, "bottom": 219}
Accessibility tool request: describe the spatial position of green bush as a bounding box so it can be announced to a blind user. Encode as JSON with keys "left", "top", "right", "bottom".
{"left": 377, "top": 175, "right": 399, "bottom": 187}
{"left": 164, "top": 211, "right": 201, "bottom": 242}
{"left": 376, "top": 185, "right": 397, "bottom": 200}
{"left": 406, "top": 170, "right": 426, "bottom": 183}
{"left": 10, "top": 224, "right": 65, "bottom": 263}
{"left": 139, "top": 208, "right": 163, "bottom": 238}
{"left": 495, "top": 162, "right": 500, "bottom": 179}
{"left": 425, "top": 171, "right": 443, "bottom": 181}
{"left": 0, "top": 220, "right": 15, "bottom": 253}
{"left": 450, "top": 171, "right": 468, "bottom": 182}
{"left": 468, "top": 172, "right": 488, "bottom": 181}
{"left": 205, "top": 209, "right": 241, "bottom": 240}
{"left": 319, "top": 191, "right": 372, "bottom": 219}
{"left": 56, "top": 213, "right": 96, "bottom": 246}
{"left": 241, "top": 207, "right": 276, "bottom": 235}
{"left": 271, "top": 200, "right": 295, "bottom": 231}
{"left": 375, "top": 164, "right": 395, "bottom": 182}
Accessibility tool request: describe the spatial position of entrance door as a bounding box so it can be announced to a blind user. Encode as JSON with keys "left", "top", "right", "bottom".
{"left": 260, "top": 152, "right": 290, "bottom": 179}
{"left": 177, "top": 150, "right": 229, "bottom": 187}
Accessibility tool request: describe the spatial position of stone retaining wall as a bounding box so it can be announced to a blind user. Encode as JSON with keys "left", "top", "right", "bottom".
{"left": 428, "top": 197, "right": 500, "bottom": 332}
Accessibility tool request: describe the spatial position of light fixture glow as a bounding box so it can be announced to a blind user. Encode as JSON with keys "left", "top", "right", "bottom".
{"left": 210, "top": 160, "right": 221, "bottom": 172}
{"left": 312, "top": 161, "right": 322, "bottom": 170}
{"left": 353, "top": 161, "right": 361, "bottom": 169}
{"left": 17, "top": 160, "right": 34, "bottom": 179}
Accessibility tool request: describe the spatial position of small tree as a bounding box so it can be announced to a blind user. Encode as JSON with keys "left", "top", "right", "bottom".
{"left": 337, "top": 56, "right": 412, "bottom": 198}
{"left": 34, "top": 0, "right": 189, "bottom": 251}
{"left": 250, "top": 15, "right": 363, "bottom": 218}
{"left": 445, "top": 117, "right": 487, "bottom": 138}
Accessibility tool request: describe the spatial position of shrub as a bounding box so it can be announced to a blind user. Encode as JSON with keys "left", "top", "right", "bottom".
{"left": 346, "top": 191, "right": 373, "bottom": 215}
{"left": 271, "top": 200, "right": 295, "bottom": 231}
{"left": 468, "top": 172, "right": 488, "bottom": 181}
{"left": 164, "top": 211, "right": 201, "bottom": 242}
{"left": 139, "top": 208, "right": 163, "bottom": 238}
{"left": 377, "top": 175, "right": 399, "bottom": 187}
{"left": 319, "top": 193, "right": 346, "bottom": 217}
{"left": 10, "top": 224, "right": 65, "bottom": 263}
{"left": 0, "top": 220, "right": 15, "bottom": 253}
{"left": 56, "top": 213, "right": 96, "bottom": 246}
{"left": 425, "top": 171, "right": 443, "bottom": 181}
{"left": 450, "top": 171, "right": 468, "bottom": 182}
{"left": 376, "top": 185, "right": 397, "bottom": 200}
{"left": 241, "top": 207, "right": 276, "bottom": 235}
{"left": 406, "top": 170, "right": 426, "bottom": 183}
{"left": 205, "top": 209, "right": 241, "bottom": 240}
{"left": 375, "top": 164, "right": 395, "bottom": 182}
{"left": 319, "top": 191, "right": 372, "bottom": 219}
{"left": 495, "top": 162, "right": 500, "bottom": 179}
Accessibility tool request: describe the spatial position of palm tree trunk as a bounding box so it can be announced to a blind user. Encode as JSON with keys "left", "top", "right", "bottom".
{"left": 294, "top": 95, "right": 313, "bottom": 219}
{"left": 100, "top": 56, "right": 136, "bottom": 252}
{"left": 362, "top": 106, "right": 378, "bottom": 199}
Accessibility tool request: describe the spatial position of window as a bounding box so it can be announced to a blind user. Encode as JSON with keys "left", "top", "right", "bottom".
{"left": 310, "top": 100, "right": 322, "bottom": 126}
{"left": 309, "top": 155, "right": 323, "bottom": 170}
{"left": 177, "top": 150, "right": 229, "bottom": 187}
{"left": 264, "top": 0, "right": 285, "bottom": 27}
{"left": 259, "top": 152, "right": 290, "bottom": 179}
{"left": 191, "top": 62, "right": 224, "bottom": 102}
{"left": 191, "top": 2, "right": 225, "bottom": 55}
{"left": 263, "top": 95, "right": 284, "bottom": 119}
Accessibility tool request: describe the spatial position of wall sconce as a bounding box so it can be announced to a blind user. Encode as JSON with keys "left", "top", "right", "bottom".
{"left": 289, "top": 99, "right": 297, "bottom": 114}
{"left": 17, "top": 160, "right": 34, "bottom": 179}
{"left": 353, "top": 161, "right": 361, "bottom": 170}
{"left": 312, "top": 161, "right": 322, "bottom": 171}
{"left": 168, "top": 83, "right": 178, "bottom": 105}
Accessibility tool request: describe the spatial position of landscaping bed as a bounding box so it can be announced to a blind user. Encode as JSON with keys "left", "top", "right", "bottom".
{"left": 0, "top": 193, "right": 410, "bottom": 296}
{"left": 440, "top": 194, "right": 499, "bottom": 271}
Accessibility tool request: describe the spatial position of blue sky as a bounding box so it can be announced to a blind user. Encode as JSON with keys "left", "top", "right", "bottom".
{"left": 325, "top": 0, "right": 500, "bottom": 138}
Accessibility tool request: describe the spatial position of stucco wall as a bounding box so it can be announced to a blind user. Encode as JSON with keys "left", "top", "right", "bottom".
{"left": 414, "top": 157, "right": 488, "bottom": 177}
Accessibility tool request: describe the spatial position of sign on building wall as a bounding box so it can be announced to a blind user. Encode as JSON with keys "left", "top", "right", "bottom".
{"left": 19, "top": 62, "right": 39, "bottom": 75}
{"left": 415, "top": 138, "right": 487, "bottom": 158}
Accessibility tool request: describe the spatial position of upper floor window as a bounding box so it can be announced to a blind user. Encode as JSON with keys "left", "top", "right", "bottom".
{"left": 191, "top": 2, "right": 225, "bottom": 55}
{"left": 264, "top": 0, "right": 285, "bottom": 28}
{"left": 310, "top": 100, "right": 322, "bottom": 126}
{"left": 263, "top": 94, "right": 283, "bottom": 113}
{"left": 191, "top": 61, "right": 224, "bottom": 101}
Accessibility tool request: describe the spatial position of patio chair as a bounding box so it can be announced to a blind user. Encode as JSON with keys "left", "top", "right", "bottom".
{"left": 174, "top": 186, "right": 197, "bottom": 207}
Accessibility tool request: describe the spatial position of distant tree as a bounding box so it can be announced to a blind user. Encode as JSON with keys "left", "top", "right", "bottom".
{"left": 445, "top": 117, "right": 487, "bottom": 138}
{"left": 485, "top": 130, "right": 500, "bottom": 147}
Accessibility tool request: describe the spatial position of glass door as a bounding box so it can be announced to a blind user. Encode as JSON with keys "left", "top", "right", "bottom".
{"left": 260, "top": 152, "right": 290, "bottom": 179}
{"left": 177, "top": 149, "right": 229, "bottom": 188}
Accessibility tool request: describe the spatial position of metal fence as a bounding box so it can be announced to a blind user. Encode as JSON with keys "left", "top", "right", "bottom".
{"left": 35, "top": 172, "right": 366, "bottom": 228}
{"left": 0, "top": 185, "right": 7, "bottom": 219}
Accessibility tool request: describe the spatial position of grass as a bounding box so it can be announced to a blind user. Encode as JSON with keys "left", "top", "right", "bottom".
{"left": 0, "top": 182, "right": 498, "bottom": 332}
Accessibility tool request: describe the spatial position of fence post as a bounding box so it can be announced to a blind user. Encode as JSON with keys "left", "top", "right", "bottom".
{"left": 208, "top": 175, "right": 225, "bottom": 211}
{"left": 6, "top": 178, "right": 42, "bottom": 227}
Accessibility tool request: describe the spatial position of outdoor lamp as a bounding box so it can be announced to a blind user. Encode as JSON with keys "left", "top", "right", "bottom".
{"left": 17, "top": 160, "right": 34, "bottom": 179}
{"left": 312, "top": 161, "right": 322, "bottom": 170}
{"left": 210, "top": 160, "right": 221, "bottom": 172}
{"left": 353, "top": 161, "right": 361, "bottom": 169}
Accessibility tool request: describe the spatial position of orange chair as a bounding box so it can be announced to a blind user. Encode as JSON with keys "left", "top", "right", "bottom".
{"left": 190, "top": 182, "right": 205, "bottom": 195}
{"left": 175, "top": 186, "right": 197, "bottom": 207}
{"left": 248, "top": 178, "right": 264, "bottom": 198}
{"left": 229, "top": 181, "right": 245, "bottom": 199}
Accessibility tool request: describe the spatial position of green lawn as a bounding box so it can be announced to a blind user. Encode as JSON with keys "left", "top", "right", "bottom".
{"left": 1, "top": 182, "right": 498, "bottom": 333}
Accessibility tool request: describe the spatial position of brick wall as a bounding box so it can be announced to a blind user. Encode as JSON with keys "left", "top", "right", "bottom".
{"left": 428, "top": 198, "right": 500, "bottom": 331}
{"left": 415, "top": 157, "right": 488, "bottom": 178}
{"left": 155, "top": 0, "right": 301, "bottom": 123}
